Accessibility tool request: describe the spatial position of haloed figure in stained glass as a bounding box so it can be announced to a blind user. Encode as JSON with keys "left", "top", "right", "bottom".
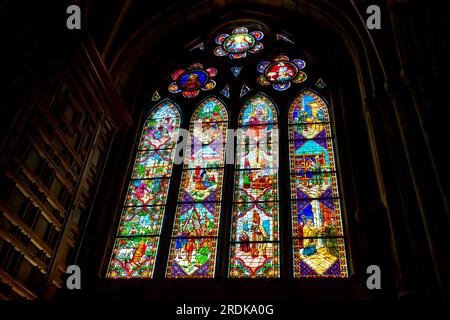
{"left": 229, "top": 94, "right": 280, "bottom": 278}
{"left": 166, "top": 97, "right": 228, "bottom": 278}
{"left": 289, "top": 90, "right": 348, "bottom": 278}
{"left": 250, "top": 210, "right": 269, "bottom": 258}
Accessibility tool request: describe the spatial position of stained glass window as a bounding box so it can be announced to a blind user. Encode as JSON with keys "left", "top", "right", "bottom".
{"left": 289, "top": 90, "right": 348, "bottom": 277}
{"left": 106, "top": 101, "right": 181, "bottom": 278}
{"left": 107, "top": 23, "right": 351, "bottom": 282}
{"left": 229, "top": 94, "right": 280, "bottom": 278}
{"left": 166, "top": 96, "right": 228, "bottom": 278}
{"left": 168, "top": 63, "right": 217, "bottom": 98}
{"left": 257, "top": 55, "right": 307, "bottom": 91}
{"left": 214, "top": 27, "right": 264, "bottom": 59}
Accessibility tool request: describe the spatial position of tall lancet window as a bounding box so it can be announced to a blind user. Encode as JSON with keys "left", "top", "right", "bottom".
{"left": 106, "top": 101, "right": 181, "bottom": 278}
{"left": 289, "top": 90, "right": 348, "bottom": 277}
{"left": 229, "top": 94, "right": 280, "bottom": 278}
{"left": 166, "top": 96, "right": 228, "bottom": 278}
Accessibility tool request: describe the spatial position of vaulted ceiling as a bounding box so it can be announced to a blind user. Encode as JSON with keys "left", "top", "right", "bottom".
{"left": 81, "top": 0, "right": 449, "bottom": 107}
{"left": 82, "top": 0, "right": 390, "bottom": 106}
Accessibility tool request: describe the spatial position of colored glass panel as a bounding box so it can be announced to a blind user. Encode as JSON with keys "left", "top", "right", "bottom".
{"left": 107, "top": 237, "right": 160, "bottom": 279}
{"left": 290, "top": 139, "right": 335, "bottom": 173}
{"left": 238, "top": 95, "right": 277, "bottom": 126}
{"left": 265, "top": 61, "right": 298, "bottom": 83}
{"left": 107, "top": 101, "right": 180, "bottom": 279}
{"left": 214, "top": 27, "right": 264, "bottom": 59}
{"left": 238, "top": 124, "right": 277, "bottom": 144}
{"left": 293, "top": 238, "right": 346, "bottom": 277}
{"left": 178, "top": 70, "right": 209, "bottom": 91}
{"left": 229, "top": 94, "right": 280, "bottom": 278}
{"left": 240, "top": 84, "right": 251, "bottom": 97}
{"left": 289, "top": 90, "right": 348, "bottom": 278}
{"left": 131, "top": 149, "right": 173, "bottom": 179}
{"left": 231, "top": 66, "right": 243, "bottom": 77}
{"left": 231, "top": 203, "right": 279, "bottom": 242}
{"left": 273, "top": 82, "right": 291, "bottom": 91}
{"left": 234, "top": 169, "right": 278, "bottom": 202}
{"left": 292, "top": 59, "right": 306, "bottom": 70}
{"left": 249, "top": 43, "right": 264, "bottom": 53}
{"left": 166, "top": 97, "right": 228, "bottom": 278}
{"left": 187, "top": 144, "right": 226, "bottom": 168}
{"left": 152, "top": 90, "right": 161, "bottom": 101}
{"left": 220, "top": 84, "right": 230, "bottom": 98}
{"left": 138, "top": 111, "right": 179, "bottom": 150}
{"left": 214, "top": 46, "right": 227, "bottom": 56}
{"left": 118, "top": 206, "right": 165, "bottom": 236}
{"left": 172, "top": 202, "right": 221, "bottom": 237}
{"left": 224, "top": 34, "right": 255, "bottom": 53}
{"left": 125, "top": 178, "right": 170, "bottom": 206}
{"left": 250, "top": 30, "right": 264, "bottom": 41}
{"left": 291, "top": 199, "right": 344, "bottom": 238}
{"left": 290, "top": 92, "right": 330, "bottom": 123}
{"left": 231, "top": 53, "right": 247, "bottom": 60}
{"left": 292, "top": 71, "right": 307, "bottom": 84}
{"left": 191, "top": 96, "right": 227, "bottom": 122}
{"left": 257, "top": 55, "right": 307, "bottom": 91}
{"left": 236, "top": 143, "right": 278, "bottom": 170}
{"left": 167, "top": 238, "right": 218, "bottom": 278}
{"left": 290, "top": 172, "right": 340, "bottom": 200}
{"left": 229, "top": 243, "right": 279, "bottom": 278}
{"left": 290, "top": 123, "right": 332, "bottom": 140}
{"left": 178, "top": 168, "right": 224, "bottom": 202}
{"left": 169, "top": 64, "right": 217, "bottom": 98}
{"left": 190, "top": 120, "right": 227, "bottom": 146}
{"left": 257, "top": 74, "right": 270, "bottom": 86}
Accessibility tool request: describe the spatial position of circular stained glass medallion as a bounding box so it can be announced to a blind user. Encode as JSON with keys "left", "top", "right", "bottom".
{"left": 178, "top": 70, "right": 209, "bottom": 91}
{"left": 265, "top": 62, "right": 298, "bottom": 83}
{"left": 223, "top": 34, "right": 256, "bottom": 53}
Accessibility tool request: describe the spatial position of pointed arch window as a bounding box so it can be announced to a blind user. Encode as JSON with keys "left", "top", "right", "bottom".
{"left": 105, "top": 24, "right": 351, "bottom": 282}
{"left": 166, "top": 96, "right": 228, "bottom": 278}
{"left": 106, "top": 100, "right": 181, "bottom": 278}
{"left": 289, "top": 90, "right": 348, "bottom": 277}
{"left": 228, "top": 94, "right": 280, "bottom": 278}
